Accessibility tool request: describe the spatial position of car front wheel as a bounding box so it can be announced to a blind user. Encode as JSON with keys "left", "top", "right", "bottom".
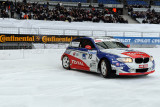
{"left": 100, "top": 59, "right": 113, "bottom": 78}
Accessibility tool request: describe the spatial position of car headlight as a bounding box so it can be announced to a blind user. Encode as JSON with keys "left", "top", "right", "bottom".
{"left": 150, "top": 56, "right": 154, "bottom": 61}
{"left": 117, "top": 57, "right": 133, "bottom": 63}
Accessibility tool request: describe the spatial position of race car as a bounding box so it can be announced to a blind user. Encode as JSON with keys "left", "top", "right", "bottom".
{"left": 61, "top": 37, "right": 155, "bottom": 78}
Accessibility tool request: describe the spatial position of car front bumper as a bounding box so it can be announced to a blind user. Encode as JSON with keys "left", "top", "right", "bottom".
{"left": 119, "top": 70, "right": 155, "bottom": 75}
{"left": 111, "top": 60, "right": 155, "bottom": 76}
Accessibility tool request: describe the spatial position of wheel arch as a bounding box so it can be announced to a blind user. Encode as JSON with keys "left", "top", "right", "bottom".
{"left": 98, "top": 57, "right": 111, "bottom": 70}
{"left": 61, "top": 53, "right": 69, "bottom": 60}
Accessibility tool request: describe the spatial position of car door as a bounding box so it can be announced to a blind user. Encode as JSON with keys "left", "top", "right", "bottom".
{"left": 79, "top": 38, "right": 98, "bottom": 72}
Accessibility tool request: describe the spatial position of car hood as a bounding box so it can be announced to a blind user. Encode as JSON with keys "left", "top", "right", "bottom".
{"left": 101, "top": 48, "right": 150, "bottom": 58}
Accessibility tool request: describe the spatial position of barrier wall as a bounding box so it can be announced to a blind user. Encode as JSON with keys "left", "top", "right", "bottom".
{"left": 113, "top": 37, "right": 160, "bottom": 48}
{"left": 113, "top": 37, "right": 160, "bottom": 45}
{"left": 1, "top": 34, "right": 160, "bottom": 49}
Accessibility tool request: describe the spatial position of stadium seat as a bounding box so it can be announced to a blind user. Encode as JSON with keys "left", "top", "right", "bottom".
{"left": 126, "top": 0, "right": 148, "bottom": 5}
{"left": 98, "top": 0, "right": 120, "bottom": 4}
{"left": 154, "top": 1, "right": 160, "bottom": 6}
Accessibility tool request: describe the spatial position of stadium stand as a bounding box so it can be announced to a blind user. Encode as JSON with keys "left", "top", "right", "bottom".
{"left": 0, "top": 1, "right": 127, "bottom": 23}
{"left": 128, "top": 5, "right": 160, "bottom": 24}
{"left": 2, "top": 0, "right": 160, "bottom": 24}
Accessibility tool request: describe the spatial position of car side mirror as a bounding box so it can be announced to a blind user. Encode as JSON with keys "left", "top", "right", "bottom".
{"left": 127, "top": 44, "right": 130, "bottom": 48}
{"left": 85, "top": 45, "right": 92, "bottom": 50}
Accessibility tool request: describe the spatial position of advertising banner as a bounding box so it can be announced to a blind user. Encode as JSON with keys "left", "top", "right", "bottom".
{"left": 0, "top": 34, "right": 82, "bottom": 43}
{"left": 1, "top": 34, "right": 160, "bottom": 45}
{"left": 113, "top": 37, "right": 160, "bottom": 45}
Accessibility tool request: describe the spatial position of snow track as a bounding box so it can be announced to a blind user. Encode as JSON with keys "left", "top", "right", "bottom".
{"left": 0, "top": 48, "right": 159, "bottom": 107}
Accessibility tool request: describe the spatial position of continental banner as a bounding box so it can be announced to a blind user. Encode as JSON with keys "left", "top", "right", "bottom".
{"left": 0, "top": 34, "right": 82, "bottom": 43}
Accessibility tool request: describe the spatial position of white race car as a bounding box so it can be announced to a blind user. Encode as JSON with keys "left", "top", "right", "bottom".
{"left": 61, "top": 37, "right": 155, "bottom": 78}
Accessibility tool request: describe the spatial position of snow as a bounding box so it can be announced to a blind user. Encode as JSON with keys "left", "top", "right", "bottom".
{"left": 1, "top": 18, "right": 160, "bottom": 37}
{"left": 0, "top": 48, "right": 159, "bottom": 107}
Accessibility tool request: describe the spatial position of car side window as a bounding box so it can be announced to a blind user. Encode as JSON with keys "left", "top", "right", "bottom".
{"left": 80, "top": 39, "right": 95, "bottom": 49}
{"left": 70, "top": 39, "right": 81, "bottom": 48}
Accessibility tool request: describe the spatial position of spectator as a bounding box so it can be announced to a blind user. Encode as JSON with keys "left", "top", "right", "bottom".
{"left": 28, "top": 13, "right": 32, "bottom": 19}
{"left": 78, "top": 2, "right": 81, "bottom": 8}
{"left": 24, "top": 13, "right": 28, "bottom": 19}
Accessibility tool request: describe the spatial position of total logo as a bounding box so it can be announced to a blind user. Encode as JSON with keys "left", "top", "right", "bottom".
{"left": 72, "top": 60, "right": 84, "bottom": 66}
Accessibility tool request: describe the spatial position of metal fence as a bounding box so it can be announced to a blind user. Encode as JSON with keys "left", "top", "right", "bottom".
{"left": 0, "top": 26, "right": 160, "bottom": 37}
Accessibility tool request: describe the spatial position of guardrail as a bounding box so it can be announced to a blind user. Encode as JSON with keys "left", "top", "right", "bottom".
{"left": 0, "top": 26, "right": 160, "bottom": 37}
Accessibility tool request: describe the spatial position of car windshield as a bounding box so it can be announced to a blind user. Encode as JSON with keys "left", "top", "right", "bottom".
{"left": 95, "top": 41, "right": 128, "bottom": 49}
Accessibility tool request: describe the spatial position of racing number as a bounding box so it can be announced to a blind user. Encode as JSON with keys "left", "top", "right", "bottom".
{"left": 88, "top": 54, "right": 92, "bottom": 59}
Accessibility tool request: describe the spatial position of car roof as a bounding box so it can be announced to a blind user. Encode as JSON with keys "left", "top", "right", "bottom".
{"left": 72, "top": 37, "right": 119, "bottom": 42}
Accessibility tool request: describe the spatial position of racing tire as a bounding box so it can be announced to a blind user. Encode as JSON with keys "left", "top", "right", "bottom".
{"left": 62, "top": 56, "right": 70, "bottom": 70}
{"left": 100, "top": 59, "right": 114, "bottom": 78}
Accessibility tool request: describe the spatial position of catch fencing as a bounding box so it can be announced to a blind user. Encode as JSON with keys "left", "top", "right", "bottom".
{"left": 0, "top": 26, "right": 160, "bottom": 49}
{"left": 0, "top": 26, "right": 160, "bottom": 37}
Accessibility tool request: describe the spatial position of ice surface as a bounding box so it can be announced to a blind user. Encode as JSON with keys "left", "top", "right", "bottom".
{"left": 0, "top": 48, "right": 159, "bottom": 107}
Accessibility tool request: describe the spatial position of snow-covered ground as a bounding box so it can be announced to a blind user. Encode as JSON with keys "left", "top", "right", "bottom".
{"left": 0, "top": 48, "right": 159, "bottom": 107}
{"left": 1, "top": 18, "right": 160, "bottom": 37}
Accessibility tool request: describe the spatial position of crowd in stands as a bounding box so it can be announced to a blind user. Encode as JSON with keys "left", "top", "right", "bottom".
{"left": 128, "top": 5, "right": 160, "bottom": 24}
{"left": 0, "top": 1, "right": 128, "bottom": 23}
{"left": 127, "top": 5, "right": 150, "bottom": 12}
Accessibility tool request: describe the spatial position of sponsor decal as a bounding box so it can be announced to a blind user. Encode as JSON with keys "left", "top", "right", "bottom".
{"left": 42, "top": 36, "right": 75, "bottom": 43}
{"left": 66, "top": 54, "right": 90, "bottom": 71}
{"left": 0, "top": 35, "right": 35, "bottom": 43}
{"left": 91, "top": 60, "right": 96, "bottom": 62}
{"left": 113, "top": 36, "right": 160, "bottom": 45}
{"left": 0, "top": 34, "right": 82, "bottom": 43}
{"left": 88, "top": 54, "right": 92, "bottom": 59}
{"left": 116, "top": 63, "right": 120, "bottom": 66}
{"left": 73, "top": 52, "right": 76, "bottom": 56}
{"left": 82, "top": 54, "right": 86, "bottom": 59}
{"left": 72, "top": 60, "right": 84, "bottom": 66}
{"left": 94, "top": 40, "right": 102, "bottom": 43}
{"left": 90, "top": 60, "right": 97, "bottom": 68}
{"left": 125, "top": 49, "right": 135, "bottom": 52}
{"left": 121, "top": 52, "right": 150, "bottom": 58}
{"left": 75, "top": 53, "right": 79, "bottom": 56}
{"left": 88, "top": 50, "right": 97, "bottom": 54}
{"left": 120, "top": 63, "right": 125, "bottom": 66}
{"left": 90, "top": 63, "right": 96, "bottom": 68}
{"left": 112, "top": 61, "right": 118, "bottom": 63}
{"left": 65, "top": 50, "right": 71, "bottom": 54}
{"left": 117, "top": 49, "right": 134, "bottom": 52}
{"left": 139, "top": 64, "right": 148, "bottom": 68}
{"left": 117, "top": 67, "right": 123, "bottom": 70}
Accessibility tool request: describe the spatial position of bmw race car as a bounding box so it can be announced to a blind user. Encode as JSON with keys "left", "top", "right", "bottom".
{"left": 61, "top": 37, "right": 155, "bottom": 78}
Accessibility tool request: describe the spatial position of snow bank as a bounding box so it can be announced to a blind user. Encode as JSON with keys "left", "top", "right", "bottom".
{"left": 1, "top": 18, "right": 160, "bottom": 36}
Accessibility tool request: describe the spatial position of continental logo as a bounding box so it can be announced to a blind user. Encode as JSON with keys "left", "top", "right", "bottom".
{"left": 0, "top": 35, "right": 78, "bottom": 43}
{"left": 42, "top": 36, "right": 76, "bottom": 43}
{"left": 0, "top": 35, "right": 35, "bottom": 43}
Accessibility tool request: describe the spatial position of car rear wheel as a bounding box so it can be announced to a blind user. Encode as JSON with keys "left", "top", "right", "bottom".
{"left": 100, "top": 59, "right": 114, "bottom": 78}
{"left": 62, "top": 56, "right": 70, "bottom": 69}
